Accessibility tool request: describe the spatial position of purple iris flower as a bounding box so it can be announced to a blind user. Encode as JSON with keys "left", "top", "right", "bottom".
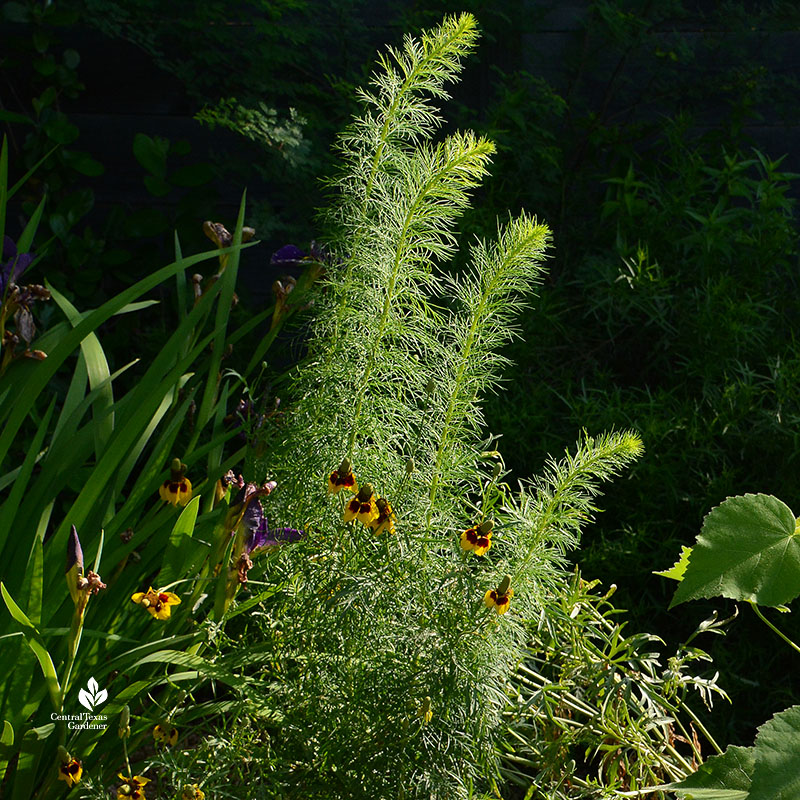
{"left": 242, "top": 496, "right": 303, "bottom": 554}
{"left": 1, "top": 236, "right": 34, "bottom": 293}
{"left": 270, "top": 244, "right": 307, "bottom": 267}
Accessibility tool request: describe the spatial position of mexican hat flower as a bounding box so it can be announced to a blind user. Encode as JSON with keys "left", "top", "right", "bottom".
{"left": 369, "top": 497, "right": 396, "bottom": 535}
{"left": 461, "top": 520, "right": 493, "bottom": 556}
{"left": 153, "top": 723, "right": 178, "bottom": 746}
{"left": 418, "top": 696, "right": 433, "bottom": 725}
{"left": 57, "top": 747, "right": 82, "bottom": 788}
{"left": 131, "top": 587, "right": 181, "bottom": 620}
{"left": 117, "top": 774, "right": 150, "bottom": 799}
{"left": 327, "top": 457, "right": 357, "bottom": 494}
{"left": 181, "top": 786, "right": 206, "bottom": 800}
{"left": 159, "top": 458, "right": 192, "bottom": 506}
{"left": 344, "top": 483, "right": 379, "bottom": 525}
{"left": 484, "top": 574, "right": 514, "bottom": 615}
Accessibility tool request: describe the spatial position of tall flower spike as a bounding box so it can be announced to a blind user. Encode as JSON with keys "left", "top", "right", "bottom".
{"left": 159, "top": 458, "right": 193, "bottom": 506}
{"left": 328, "top": 457, "right": 358, "bottom": 494}
{"left": 344, "top": 483, "right": 379, "bottom": 525}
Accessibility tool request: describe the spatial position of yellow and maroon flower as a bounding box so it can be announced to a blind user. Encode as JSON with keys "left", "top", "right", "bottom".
{"left": 58, "top": 757, "right": 82, "bottom": 788}
{"left": 344, "top": 483, "right": 378, "bottom": 525}
{"left": 484, "top": 574, "right": 514, "bottom": 615}
{"left": 181, "top": 786, "right": 205, "bottom": 800}
{"left": 131, "top": 587, "right": 181, "bottom": 620}
{"left": 460, "top": 520, "right": 493, "bottom": 556}
{"left": 159, "top": 458, "right": 192, "bottom": 506}
{"left": 117, "top": 774, "right": 150, "bottom": 799}
{"left": 327, "top": 457, "right": 358, "bottom": 494}
{"left": 153, "top": 723, "right": 178, "bottom": 746}
{"left": 368, "top": 497, "right": 395, "bottom": 535}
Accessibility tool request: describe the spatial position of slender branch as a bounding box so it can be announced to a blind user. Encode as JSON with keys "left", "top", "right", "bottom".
{"left": 749, "top": 600, "right": 800, "bottom": 656}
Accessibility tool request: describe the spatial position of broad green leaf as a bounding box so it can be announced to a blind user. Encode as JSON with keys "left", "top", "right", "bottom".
{"left": 15, "top": 194, "right": 46, "bottom": 254}
{"left": 130, "top": 650, "right": 249, "bottom": 690}
{"left": 749, "top": 705, "right": 800, "bottom": 800}
{"left": 158, "top": 495, "right": 201, "bottom": 586}
{"left": 0, "top": 719, "right": 12, "bottom": 745}
{"left": 116, "top": 299, "right": 159, "bottom": 314}
{"left": 49, "top": 284, "right": 115, "bottom": 456}
{"left": 669, "top": 745, "right": 753, "bottom": 799}
{"left": 0, "top": 513, "right": 46, "bottom": 725}
{"left": 108, "top": 389, "right": 197, "bottom": 535}
{"left": 97, "top": 634, "right": 197, "bottom": 679}
{"left": 224, "top": 585, "right": 284, "bottom": 621}
{"left": 205, "top": 380, "right": 230, "bottom": 513}
{"left": 671, "top": 494, "right": 800, "bottom": 608}
{"left": 42, "top": 299, "right": 223, "bottom": 607}
{"left": 92, "top": 528, "right": 105, "bottom": 573}
{"left": 0, "top": 448, "right": 46, "bottom": 493}
{"left": 10, "top": 723, "right": 54, "bottom": 800}
{"left": 655, "top": 545, "right": 692, "bottom": 581}
{"left": 0, "top": 396, "right": 56, "bottom": 556}
{"left": 0, "top": 584, "right": 60, "bottom": 711}
{"left": 0, "top": 243, "right": 231, "bottom": 468}
{"left": 23, "top": 524, "right": 44, "bottom": 627}
{"left": 48, "top": 348, "right": 88, "bottom": 452}
{"left": 113, "top": 373, "right": 193, "bottom": 498}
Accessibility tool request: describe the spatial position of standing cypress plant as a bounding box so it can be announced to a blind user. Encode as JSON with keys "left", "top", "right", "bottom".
{"left": 238, "top": 13, "right": 643, "bottom": 798}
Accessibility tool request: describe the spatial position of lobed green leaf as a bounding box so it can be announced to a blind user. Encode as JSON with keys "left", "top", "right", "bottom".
{"left": 671, "top": 494, "right": 800, "bottom": 608}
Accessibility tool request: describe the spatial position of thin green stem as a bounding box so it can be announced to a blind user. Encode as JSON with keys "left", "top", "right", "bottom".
{"left": 749, "top": 600, "right": 800, "bottom": 655}
{"left": 122, "top": 735, "right": 132, "bottom": 778}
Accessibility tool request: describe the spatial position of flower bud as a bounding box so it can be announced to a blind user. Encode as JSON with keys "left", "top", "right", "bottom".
{"left": 425, "top": 378, "right": 436, "bottom": 395}
{"left": 65, "top": 526, "right": 84, "bottom": 605}
{"left": 497, "top": 574, "right": 512, "bottom": 596}
{"left": 478, "top": 520, "right": 494, "bottom": 536}
{"left": 405, "top": 457, "right": 415, "bottom": 474}
{"left": 357, "top": 483, "right": 374, "bottom": 502}
{"left": 119, "top": 706, "right": 131, "bottom": 739}
{"left": 492, "top": 462, "right": 502, "bottom": 479}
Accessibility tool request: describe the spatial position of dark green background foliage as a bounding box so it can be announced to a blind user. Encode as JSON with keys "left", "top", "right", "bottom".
{"left": 3, "top": 0, "right": 800, "bottom": 748}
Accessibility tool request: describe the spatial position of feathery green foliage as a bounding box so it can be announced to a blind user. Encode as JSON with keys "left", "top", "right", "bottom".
{"left": 231, "top": 14, "right": 651, "bottom": 798}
